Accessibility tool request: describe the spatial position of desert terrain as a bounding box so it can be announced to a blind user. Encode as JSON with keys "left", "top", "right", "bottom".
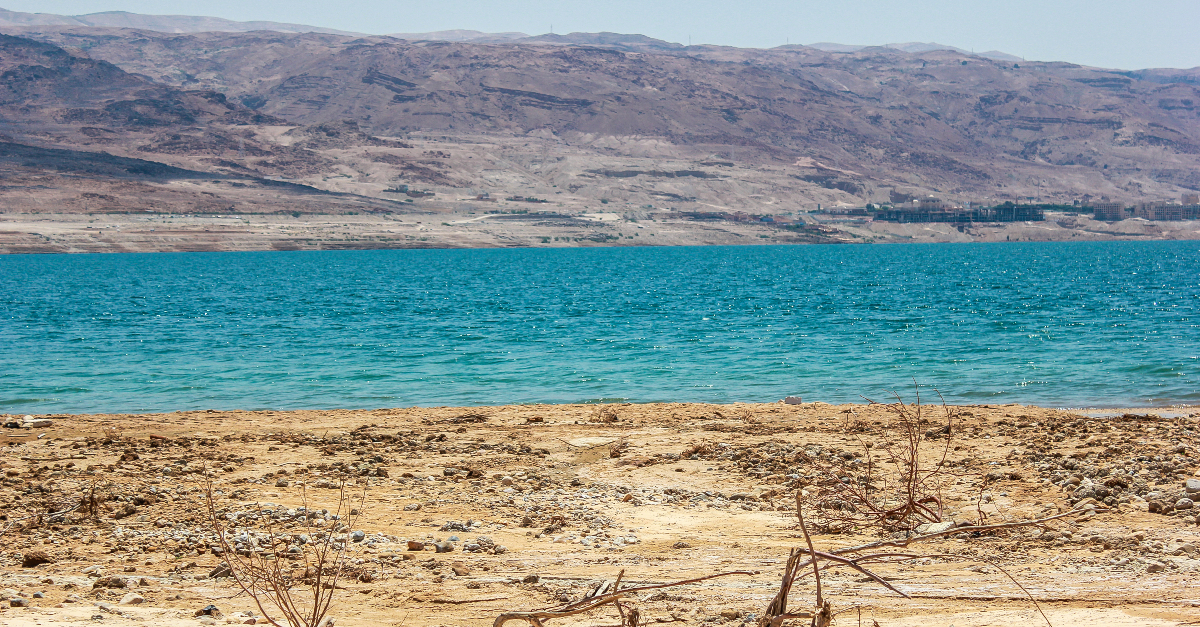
{"left": 1, "top": 401, "right": 1198, "bottom": 626}
{"left": 2, "top": 24, "right": 1200, "bottom": 253}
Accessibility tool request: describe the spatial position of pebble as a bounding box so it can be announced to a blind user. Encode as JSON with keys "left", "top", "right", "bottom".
{"left": 433, "top": 541, "right": 454, "bottom": 553}
{"left": 118, "top": 593, "right": 144, "bottom": 605}
{"left": 1176, "top": 498, "right": 1195, "bottom": 510}
{"left": 1147, "top": 562, "right": 1166, "bottom": 573}
{"left": 350, "top": 530, "right": 365, "bottom": 542}
{"left": 406, "top": 540, "right": 425, "bottom": 551}
{"left": 10, "top": 598, "right": 29, "bottom": 608}
{"left": 783, "top": 396, "right": 803, "bottom": 405}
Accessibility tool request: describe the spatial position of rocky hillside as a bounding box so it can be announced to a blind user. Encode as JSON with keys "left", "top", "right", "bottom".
{"left": 9, "top": 27, "right": 1200, "bottom": 204}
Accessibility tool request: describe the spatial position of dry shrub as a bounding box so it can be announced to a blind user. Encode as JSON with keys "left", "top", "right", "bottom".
{"left": 798, "top": 387, "right": 966, "bottom": 533}
{"left": 203, "top": 475, "right": 366, "bottom": 627}
{"left": 591, "top": 406, "right": 620, "bottom": 423}
{"left": 758, "top": 491, "right": 1073, "bottom": 627}
{"left": 680, "top": 441, "right": 713, "bottom": 459}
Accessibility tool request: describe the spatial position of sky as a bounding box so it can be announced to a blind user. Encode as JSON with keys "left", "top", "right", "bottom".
{"left": 5, "top": 0, "right": 1199, "bottom": 70}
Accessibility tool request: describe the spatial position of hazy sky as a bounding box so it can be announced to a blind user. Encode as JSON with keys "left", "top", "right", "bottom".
{"left": 6, "top": 0, "right": 1199, "bottom": 70}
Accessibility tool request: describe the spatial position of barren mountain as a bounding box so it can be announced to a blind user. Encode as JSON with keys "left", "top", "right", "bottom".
{"left": 12, "top": 26, "right": 1200, "bottom": 206}
{"left": 0, "top": 7, "right": 358, "bottom": 35}
{"left": 1, "top": 26, "right": 1199, "bottom": 253}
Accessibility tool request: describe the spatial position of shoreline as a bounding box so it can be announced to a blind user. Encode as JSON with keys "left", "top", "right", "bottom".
{"left": 5, "top": 403, "right": 1197, "bottom": 423}
{"left": 2, "top": 211, "right": 1198, "bottom": 254}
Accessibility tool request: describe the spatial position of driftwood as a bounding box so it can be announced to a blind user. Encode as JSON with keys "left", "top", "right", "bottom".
{"left": 493, "top": 570, "right": 756, "bottom": 627}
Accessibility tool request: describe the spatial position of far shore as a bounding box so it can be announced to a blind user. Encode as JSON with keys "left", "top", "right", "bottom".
{"left": 2, "top": 211, "right": 1198, "bottom": 254}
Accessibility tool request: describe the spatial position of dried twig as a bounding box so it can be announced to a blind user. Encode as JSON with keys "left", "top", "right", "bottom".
{"left": 494, "top": 571, "right": 756, "bottom": 627}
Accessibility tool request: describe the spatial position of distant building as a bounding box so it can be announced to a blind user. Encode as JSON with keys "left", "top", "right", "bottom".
{"left": 1184, "top": 193, "right": 1199, "bottom": 206}
{"left": 1134, "top": 202, "right": 1183, "bottom": 221}
{"left": 1092, "top": 202, "right": 1124, "bottom": 221}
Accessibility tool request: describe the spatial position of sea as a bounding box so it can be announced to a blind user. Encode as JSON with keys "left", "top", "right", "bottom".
{"left": 1, "top": 241, "right": 1197, "bottom": 414}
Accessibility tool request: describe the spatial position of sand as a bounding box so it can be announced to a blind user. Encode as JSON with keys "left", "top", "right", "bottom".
{"left": 0, "top": 401, "right": 1197, "bottom": 627}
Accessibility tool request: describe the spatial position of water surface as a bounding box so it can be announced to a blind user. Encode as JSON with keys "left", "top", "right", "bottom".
{"left": 1, "top": 241, "right": 1196, "bottom": 413}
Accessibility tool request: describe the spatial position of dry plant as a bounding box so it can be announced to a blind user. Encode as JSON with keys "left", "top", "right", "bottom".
{"left": 799, "top": 386, "right": 966, "bottom": 533}
{"left": 0, "top": 480, "right": 98, "bottom": 539}
{"left": 203, "top": 473, "right": 367, "bottom": 627}
{"left": 758, "top": 492, "right": 1095, "bottom": 627}
{"left": 494, "top": 569, "right": 756, "bottom": 627}
{"left": 591, "top": 406, "right": 621, "bottom": 424}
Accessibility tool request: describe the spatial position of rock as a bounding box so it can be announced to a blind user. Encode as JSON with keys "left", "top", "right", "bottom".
{"left": 406, "top": 541, "right": 425, "bottom": 551}
{"left": 81, "top": 565, "right": 104, "bottom": 576}
{"left": 520, "top": 516, "right": 534, "bottom": 527}
{"left": 1176, "top": 498, "right": 1195, "bottom": 510}
{"left": 350, "top": 530, "right": 365, "bottom": 542}
{"left": 118, "top": 593, "right": 144, "bottom": 605}
{"left": 521, "top": 574, "right": 540, "bottom": 584}
{"left": 500, "top": 477, "right": 514, "bottom": 486}
{"left": 92, "top": 576, "right": 127, "bottom": 589}
{"left": 916, "top": 522, "right": 956, "bottom": 534}
{"left": 10, "top": 597, "right": 29, "bottom": 608}
{"left": 783, "top": 396, "right": 803, "bottom": 405}
{"left": 672, "top": 541, "right": 691, "bottom": 549}
{"left": 22, "top": 550, "right": 52, "bottom": 568}
{"left": 433, "top": 542, "right": 454, "bottom": 553}
{"left": 1147, "top": 562, "right": 1166, "bottom": 573}
{"left": 451, "top": 562, "right": 470, "bottom": 576}
{"left": 23, "top": 417, "right": 53, "bottom": 428}
{"left": 195, "top": 605, "right": 221, "bottom": 617}
{"left": 275, "top": 479, "right": 289, "bottom": 488}
{"left": 32, "top": 592, "right": 43, "bottom": 598}
{"left": 209, "top": 565, "right": 232, "bottom": 578}
{"left": 494, "top": 545, "right": 508, "bottom": 555}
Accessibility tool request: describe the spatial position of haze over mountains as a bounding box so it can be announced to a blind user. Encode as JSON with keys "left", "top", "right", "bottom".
{"left": 0, "top": 7, "right": 1198, "bottom": 252}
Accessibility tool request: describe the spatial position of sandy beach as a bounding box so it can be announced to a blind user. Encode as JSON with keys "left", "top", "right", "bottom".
{"left": 1, "top": 401, "right": 1198, "bottom": 627}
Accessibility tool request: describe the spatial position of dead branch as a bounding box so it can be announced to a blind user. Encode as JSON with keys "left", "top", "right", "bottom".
{"left": 494, "top": 570, "right": 756, "bottom": 627}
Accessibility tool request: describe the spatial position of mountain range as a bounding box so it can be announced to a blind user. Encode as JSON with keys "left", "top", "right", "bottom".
{"left": 0, "top": 8, "right": 1198, "bottom": 229}
{"left": 1, "top": 7, "right": 1027, "bottom": 60}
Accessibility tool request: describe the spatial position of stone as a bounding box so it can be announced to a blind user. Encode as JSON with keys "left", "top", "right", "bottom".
{"left": 521, "top": 574, "right": 540, "bottom": 584}
{"left": 350, "top": 530, "right": 365, "bottom": 542}
{"left": 209, "top": 565, "right": 232, "bottom": 579}
{"left": 783, "top": 396, "right": 803, "bottom": 405}
{"left": 195, "top": 605, "right": 221, "bottom": 617}
{"left": 23, "top": 417, "right": 53, "bottom": 428}
{"left": 1146, "top": 562, "right": 1166, "bottom": 573}
{"left": 433, "top": 541, "right": 454, "bottom": 553}
{"left": 118, "top": 593, "right": 144, "bottom": 605}
{"left": 275, "top": 479, "right": 289, "bottom": 488}
{"left": 494, "top": 545, "right": 508, "bottom": 555}
{"left": 10, "top": 597, "right": 29, "bottom": 608}
{"left": 1186, "top": 478, "right": 1200, "bottom": 494}
{"left": 915, "top": 521, "right": 956, "bottom": 534}
{"left": 92, "top": 576, "right": 127, "bottom": 589}
{"left": 672, "top": 541, "right": 691, "bottom": 549}
{"left": 406, "top": 541, "right": 425, "bottom": 551}
{"left": 1175, "top": 498, "right": 1195, "bottom": 510}
{"left": 22, "top": 550, "right": 52, "bottom": 567}
{"left": 451, "top": 562, "right": 470, "bottom": 576}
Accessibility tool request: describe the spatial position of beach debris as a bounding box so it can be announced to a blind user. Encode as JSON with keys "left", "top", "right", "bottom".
{"left": 783, "top": 397, "right": 803, "bottom": 405}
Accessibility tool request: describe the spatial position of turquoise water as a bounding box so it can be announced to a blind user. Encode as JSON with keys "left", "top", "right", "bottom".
{"left": 0, "top": 241, "right": 1197, "bottom": 413}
